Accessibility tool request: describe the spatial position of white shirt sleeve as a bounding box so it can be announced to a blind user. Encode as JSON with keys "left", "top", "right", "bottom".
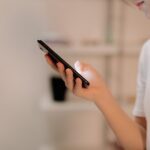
{"left": 133, "top": 41, "right": 149, "bottom": 117}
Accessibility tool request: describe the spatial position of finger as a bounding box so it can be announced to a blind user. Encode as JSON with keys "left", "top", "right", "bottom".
{"left": 56, "top": 62, "right": 66, "bottom": 81}
{"left": 45, "top": 53, "right": 54, "bottom": 65}
{"left": 65, "top": 68, "right": 74, "bottom": 91}
{"left": 44, "top": 54, "right": 57, "bottom": 70}
{"left": 73, "top": 78, "right": 83, "bottom": 95}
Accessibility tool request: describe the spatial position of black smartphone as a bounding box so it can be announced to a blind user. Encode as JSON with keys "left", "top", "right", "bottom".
{"left": 37, "top": 40, "right": 90, "bottom": 88}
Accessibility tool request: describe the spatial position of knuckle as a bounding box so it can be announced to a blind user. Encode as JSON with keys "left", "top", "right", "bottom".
{"left": 73, "top": 89, "right": 78, "bottom": 96}
{"left": 59, "top": 67, "right": 64, "bottom": 73}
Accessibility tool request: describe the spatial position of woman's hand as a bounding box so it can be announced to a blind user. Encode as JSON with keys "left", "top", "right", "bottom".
{"left": 45, "top": 54, "right": 112, "bottom": 102}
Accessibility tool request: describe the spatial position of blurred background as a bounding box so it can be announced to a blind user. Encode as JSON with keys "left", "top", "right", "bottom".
{"left": 0, "top": 0, "right": 150, "bottom": 150}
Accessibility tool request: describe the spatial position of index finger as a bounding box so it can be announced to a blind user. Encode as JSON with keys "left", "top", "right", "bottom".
{"left": 45, "top": 53, "right": 57, "bottom": 70}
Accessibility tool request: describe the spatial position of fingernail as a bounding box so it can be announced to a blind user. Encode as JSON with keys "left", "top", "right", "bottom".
{"left": 74, "top": 60, "right": 81, "bottom": 71}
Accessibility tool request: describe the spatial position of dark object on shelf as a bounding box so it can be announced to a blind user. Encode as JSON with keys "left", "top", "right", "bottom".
{"left": 51, "top": 76, "right": 67, "bottom": 102}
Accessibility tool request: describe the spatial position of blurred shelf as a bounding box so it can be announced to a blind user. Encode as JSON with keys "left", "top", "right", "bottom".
{"left": 39, "top": 145, "right": 102, "bottom": 150}
{"left": 39, "top": 98, "right": 99, "bottom": 112}
{"left": 47, "top": 43, "right": 119, "bottom": 56}
{"left": 47, "top": 43, "right": 143, "bottom": 57}
{"left": 69, "top": 44, "right": 119, "bottom": 56}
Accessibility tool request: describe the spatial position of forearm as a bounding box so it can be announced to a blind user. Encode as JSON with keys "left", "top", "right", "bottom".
{"left": 114, "top": 120, "right": 146, "bottom": 150}
{"left": 94, "top": 93, "right": 145, "bottom": 150}
{"left": 46, "top": 58, "right": 146, "bottom": 149}
{"left": 137, "top": 123, "right": 146, "bottom": 149}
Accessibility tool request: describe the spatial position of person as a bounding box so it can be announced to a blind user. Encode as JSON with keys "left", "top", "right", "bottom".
{"left": 45, "top": 0, "right": 150, "bottom": 149}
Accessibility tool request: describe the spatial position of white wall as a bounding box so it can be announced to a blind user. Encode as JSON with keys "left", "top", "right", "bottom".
{"left": 44, "top": 0, "right": 108, "bottom": 43}
{"left": 0, "top": 0, "right": 52, "bottom": 150}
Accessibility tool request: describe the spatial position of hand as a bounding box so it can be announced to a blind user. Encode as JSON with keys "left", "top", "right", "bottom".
{"left": 45, "top": 54, "right": 112, "bottom": 102}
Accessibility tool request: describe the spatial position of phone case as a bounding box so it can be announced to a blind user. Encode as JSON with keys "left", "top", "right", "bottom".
{"left": 37, "top": 40, "right": 90, "bottom": 88}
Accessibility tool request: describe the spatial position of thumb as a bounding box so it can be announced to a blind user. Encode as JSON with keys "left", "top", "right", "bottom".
{"left": 74, "top": 60, "right": 88, "bottom": 73}
{"left": 74, "top": 60, "right": 82, "bottom": 73}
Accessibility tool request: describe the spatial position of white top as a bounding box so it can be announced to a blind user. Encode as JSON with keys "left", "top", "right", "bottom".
{"left": 133, "top": 40, "right": 150, "bottom": 149}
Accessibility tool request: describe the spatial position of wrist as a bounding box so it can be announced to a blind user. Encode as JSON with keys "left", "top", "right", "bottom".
{"left": 93, "top": 87, "right": 114, "bottom": 105}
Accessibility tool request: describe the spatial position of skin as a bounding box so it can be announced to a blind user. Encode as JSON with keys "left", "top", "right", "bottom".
{"left": 45, "top": 54, "right": 145, "bottom": 150}
{"left": 44, "top": 0, "right": 150, "bottom": 149}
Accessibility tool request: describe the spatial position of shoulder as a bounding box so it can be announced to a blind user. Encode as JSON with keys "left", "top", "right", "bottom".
{"left": 141, "top": 40, "right": 150, "bottom": 54}
{"left": 139, "top": 40, "right": 150, "bottom": 61}
{"left": 138, "top": 40, "right": 150, "bottom": 76}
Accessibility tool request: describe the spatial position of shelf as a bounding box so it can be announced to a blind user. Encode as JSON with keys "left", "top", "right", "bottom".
{"left": 69, "top": 44, "right": 119, "bottom": 56}
{"left": 39, "top": 97, "right": 99, "bottom": 112}
{"left": 46, "top": 43, "right": 119, "bottom": 56}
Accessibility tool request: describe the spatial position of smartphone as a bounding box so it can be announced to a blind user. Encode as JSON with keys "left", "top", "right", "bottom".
{"left": 37, "top": 40, "right": 90, "bottom": 88}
